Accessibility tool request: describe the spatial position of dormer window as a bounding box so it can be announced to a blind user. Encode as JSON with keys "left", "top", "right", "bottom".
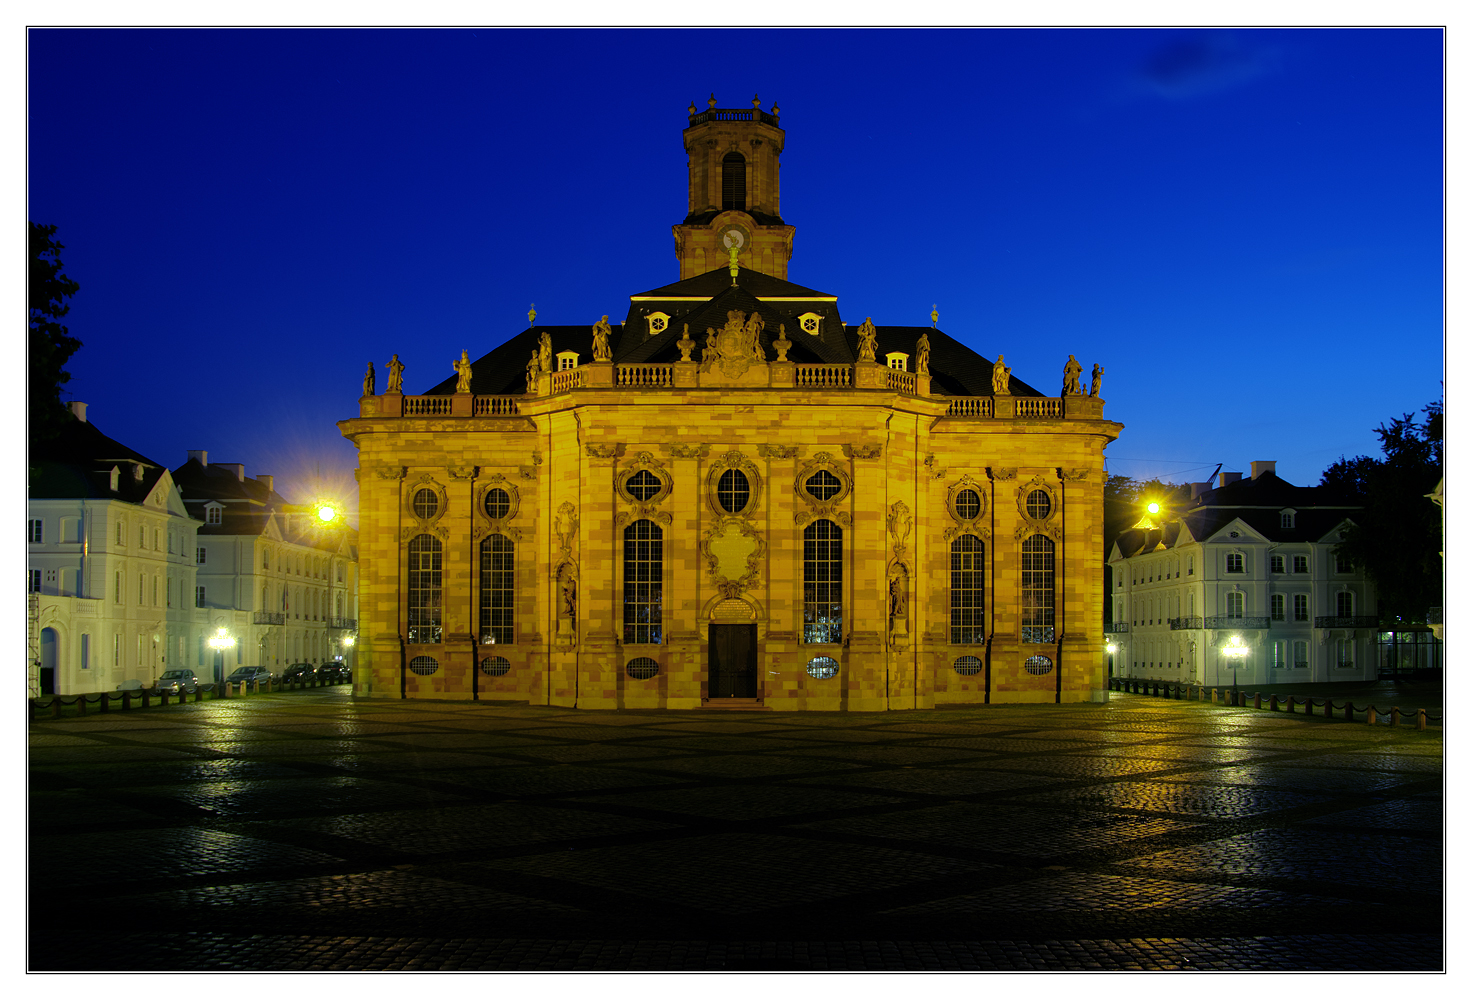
{"left": 886, "top": 353, "right": 908, "bottom": 372}
{"left": 556, "top": 351, "right": 579, "bottom": 371}
{"left": 108, "top": 466, "right": 120, "bottom": 492}
{"left": 1280, "top": 510, "right": 1296, "bottom": 529}
{"left": 205, "top": 503, "right": 223, "bottom": 526}
{"left": 798, "top": 312, "right": 822, "bottom": 336}
{"left": 646, "top": 312, "right": 670, "bottom": 338}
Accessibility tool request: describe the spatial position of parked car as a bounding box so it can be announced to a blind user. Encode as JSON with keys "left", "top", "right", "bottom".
{"left": 282, "top": 662, "right": 318, "bottom": 684}
{"left": 225, "top": 666, "right": 274, "bottom": 687}
{"left": 155, "top": 669, "right": 199, "bottom": 695}
{"left": 319, "top": 661, "right": 350, "bottom": 683}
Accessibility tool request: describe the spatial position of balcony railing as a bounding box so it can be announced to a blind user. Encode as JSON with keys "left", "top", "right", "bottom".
{"left": 795, "top": 364, "right": 853, "bottom": 388}
{"left": 886, "top": 369, "right": 917, "bottom": 393}
{"left": 1015, "top": 398, "right": 1063, "bottom": 418}
{"left": 403, "top": 395, "right": 453, "bottom": 416}
{"left": 1104, "top": 622, "right": 1130, "bottom": 633}
{"left": 472, "top": 395, "right": 520, "bottom": 416}
{"left": 688, "top": 108, "right": 780, "bottom": 127}
{"left": 253, "top": 611, "right": 286, "bottom": 625}
{"left": 616, "top": 364, "right": 674, "bottom": 388}
{"left": 1202, "top": 616, "right": 1272, "bottom": 629}
{"left": 946, "top": 397, "right": 994, "bottom": 417}
{"left": 550, "top": 368, "right": 586, "bottom": 393}
{"left": 1168, "top": 617, "right": 1202, "bottom": 630}
{"left": 1314, "top": 616, "right": 1380, "bottom": 629}
{"left": 329, "top": 617, "right": 357, "bottom": 630}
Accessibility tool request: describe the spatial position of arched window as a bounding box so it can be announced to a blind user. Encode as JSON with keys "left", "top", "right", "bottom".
{"left": 480, "top": 534, "right": 515, "bottom": 644}
{"left": 623, "top": 520, "right": 663, "bottom": 644}
{"left": 1226, "top": 591, "right": 1245, "bottom": 618}
{"left": 803, "top": 519, "right": 843, "bottom": 643}
{"left": 1021, "top": 535, "right": 1055, "bottom": 643}
{"left": 1336, "top": 591, "right": 1354, "bottom": 617}
{"left": 721, "top": 151, "right": 746, "bottom": 211}
{"left": 407, "top": 534, "right": 443, "bottom": 644}
{"left": 950, "top": 535, "right": 985, "bottom": 644}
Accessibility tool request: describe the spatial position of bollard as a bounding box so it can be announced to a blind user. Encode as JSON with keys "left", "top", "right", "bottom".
{"left": 1367, "top": 707, "right": 1378, "bottom": 726}
{"left": 77, "top": 694, "right": 86, "bottom": 717}
{"left": 1211, "top": 688, "right": 1218, "bottom": 704}
{"left": 99, "top": 692, "right": 109, "bottom": 713}
{"left": 1417, "top": 708, "right": 1427, "bottom": 731}
{"left": 1286, "top": 696, "right": 1294, "bottom": 714}
{"left": 1253, "top": 693, "right": 1261, "bottom": 710}
{"left": 1391, "top": 707, "right": 1400, "bottom": 728}
{"left": 194, "top": 686, "right": 202, "bottom": 703}
{"left": 122, "top": 691, "right": 131, "bottom": 711}
{"left": 52, "top": 698, "right": 61, "bottom": 719}
{"left": 1269, "top": 694, "right": 1278, "bottom": 712}
{"left": 1344, "top": 702, "right": 1353, "bottom": 722}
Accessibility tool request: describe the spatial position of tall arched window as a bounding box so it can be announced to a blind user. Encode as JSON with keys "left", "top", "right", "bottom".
{"left": 1021, "top": 534, "right": 1055, "bottom": 643}
{"left": 721, "top": 152, "right": 746, "bottom": 211}
{"left": 803, "top": 519, "right": 843, "bottom": 643}
{"left": 407, "top": 534, "right": 443, "bottom": 644}
{"left": 623, "top": 520, "right": 663, "bottom": 644}
{"left": 480, "top": 534, "right": 515, "bottom": 644}
{"left": 950, "top": 535, "right": 985, "bottom": 644}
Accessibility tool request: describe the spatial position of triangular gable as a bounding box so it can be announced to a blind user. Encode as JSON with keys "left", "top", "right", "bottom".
{"left": 1203, "top": 516, "right": 1270, "bottom": 545}
{"left": 1314, "top": 517, "right": 1357, "bottom": 544}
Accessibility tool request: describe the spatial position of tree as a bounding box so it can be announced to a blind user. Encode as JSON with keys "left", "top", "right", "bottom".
{"left": 30, "top": 222, "right": 82, "bottom": 447}
{"left": 1321, "top": 401, "right": 1443, "bottom": 622}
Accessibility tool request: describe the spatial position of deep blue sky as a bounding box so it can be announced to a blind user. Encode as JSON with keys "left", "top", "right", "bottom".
{"left": 28, "top": 28, "right": 1444, "bottom": 518}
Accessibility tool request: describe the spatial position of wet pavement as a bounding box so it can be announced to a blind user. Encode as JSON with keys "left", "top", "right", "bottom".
{"left": 29, "top": 688, "right": 1442, "bottom": 971}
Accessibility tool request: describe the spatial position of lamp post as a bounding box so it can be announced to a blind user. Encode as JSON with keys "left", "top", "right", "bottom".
{"left": 207, "top": 627, "right": 236, "bottom": 687}
{"left": 341, "top": 633, "right": 355, "bottom": 680}
{"left": 1106, "top": 641, "right": 1117, "bottom": 679}
{"left": 1221, "top": 634, "right": 1250, "bottom": 706}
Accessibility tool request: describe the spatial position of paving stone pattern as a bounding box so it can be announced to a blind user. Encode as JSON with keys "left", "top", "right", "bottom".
{"left": 29, "top": 689, "right": 1442, "bottom": 971}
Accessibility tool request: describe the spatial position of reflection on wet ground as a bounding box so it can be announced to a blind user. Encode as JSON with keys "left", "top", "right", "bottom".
{"left": 30, "top": 688, "right": 1441, "bottom": 971}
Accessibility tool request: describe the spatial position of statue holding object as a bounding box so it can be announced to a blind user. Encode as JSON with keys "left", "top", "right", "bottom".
{"left": 362, "top": 361, "right": 376, "bottom": 397}
{"left": 1062, "top": 354, "right": 1083, "bottom": 396}
{"left": 591, "top": 315, "right": 613, "bottom": 362}
{"left": 991, "top": 354, "right": 1011, "bottom": 395}
{"left": 454, "top": 350, "right": 473, "bottom": 393}
{"left": 1090, "top": 364, "right": 1103, "bottom": 398}
{"left": 385, "top": 354, "right": 405, "bottom": 394}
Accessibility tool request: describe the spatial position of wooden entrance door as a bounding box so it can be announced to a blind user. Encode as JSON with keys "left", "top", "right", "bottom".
{"left": 708, "top": 624, "right": 758, "bottom": 698}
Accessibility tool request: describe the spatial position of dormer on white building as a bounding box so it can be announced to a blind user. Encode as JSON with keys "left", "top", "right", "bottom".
{"left": 205, "top": 502, "right": 224, "bottom": 525}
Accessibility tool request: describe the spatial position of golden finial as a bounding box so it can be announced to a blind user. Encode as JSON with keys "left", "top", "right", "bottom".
{"left": 728, "top": 243, "right": 740, "bottom": 285}
{"left": 931, "top": 304, "right": 938, "bottom": 328}
{"left": 752, "top": 93, "right": 761, "bottom": 108}
{"left": 708, "top": 93, "right": 717, "bottom": 109}
{"left": 771, "top": 104, "right": 780, "bottom": 117}
{"left": 688, "top": 99, "right": 697, "bottom": 116}
{"left": 528, "top": 303, "right": 536, "bottom": 326}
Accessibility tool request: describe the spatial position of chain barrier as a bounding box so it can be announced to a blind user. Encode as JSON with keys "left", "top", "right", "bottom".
{"left": 28, "top": 675, "right": 350, "bottom": 721}
{"left": 1108, "top": 677, "right": 1442, "bottom": 729}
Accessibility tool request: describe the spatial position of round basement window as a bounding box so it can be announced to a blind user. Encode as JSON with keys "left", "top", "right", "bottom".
{"left": 806, "top": 656, "right": 839, "bottom": 680}
{"left": 480, "top": 656, "right": 510, "bottom": 676}
{"left": 953, "top": 655, "right": 983, "bottom": 676}
{"left": 626, "top": 657, "right": 659, "bottom": 680}
{"left": 1024, "top": 655, "right": 1054, "bottom": 676}
{"left": 408, "top": 655, "right": 439, "bottom": 676}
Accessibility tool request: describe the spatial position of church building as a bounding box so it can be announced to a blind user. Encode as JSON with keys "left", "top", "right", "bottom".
{"left": 340, "top": 97, "right": 1123, "bottom": 709}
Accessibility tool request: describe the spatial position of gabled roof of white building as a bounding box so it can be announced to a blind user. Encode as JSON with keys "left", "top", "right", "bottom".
{"left": 29, "top": 413, "right": 168, "bottom": 504}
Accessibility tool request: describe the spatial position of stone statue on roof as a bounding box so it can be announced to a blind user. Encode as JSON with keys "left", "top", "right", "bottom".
{"left": 1063, "top": 354, "right": 1083, "bottom": 396}
{"left": 591, "top": 316, "right": 613, "bottom": 362}
{"left": 915, "top": 333, "right": 930, "bottom": 376}
{"left": 454, "top": 350, "right": 473, "bottom": 394}
{"left": 362, "top": 361, "right": 375, "bottom": 397}
{"left": 991, "top": 354, "right": 1011, "bottom": 395}
{"left": 538, "top": 331, "right": 553, "bottom": 374}
{"left": 1090, "top": 364, "right": 1103, "bottom": 398}
{"left": 385, "top": 354, "right": 404, "bottom": 394}
{"left": 857, "top": 317, "right": 877, "bottom": 362}
{"left": 701, "top": 308, "right": 766, "bottom": 378}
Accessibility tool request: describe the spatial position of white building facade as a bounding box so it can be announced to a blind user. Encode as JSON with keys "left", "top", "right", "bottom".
{"left": 1108, "top": 461, "right": 1379, "bottom": 687}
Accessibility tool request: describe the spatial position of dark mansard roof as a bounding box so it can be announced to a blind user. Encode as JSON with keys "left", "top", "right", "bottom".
{"left": 421, "top": 265, "right": 1041, "bottom": 398}
{"left": 29, "top": 415, "right": 169, "bottom": 502}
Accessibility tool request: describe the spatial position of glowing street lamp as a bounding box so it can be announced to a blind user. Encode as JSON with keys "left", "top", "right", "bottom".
{"left": 207, "top": 626, "right": 236, "bottom": 686}
{"left": 1106, "top": 641, "right": 1118, "bottom": 679}
{"left": 1221, "top": 633, "right": 1250, "bottom": 704}
{"left": 312, "top": 497, "right": 342, "bottom": 525}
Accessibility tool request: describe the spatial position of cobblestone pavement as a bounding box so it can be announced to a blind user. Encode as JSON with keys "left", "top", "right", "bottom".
{"left": 28, "top": 690, "right": 1442, "bottom": 971}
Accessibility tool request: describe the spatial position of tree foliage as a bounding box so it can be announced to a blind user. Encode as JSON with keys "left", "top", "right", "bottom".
{"left": 30, "top": 222, "right": 82, "bottom": 446}
{"left": 1321, "top": 401, "right": 1443, "bottom": 621}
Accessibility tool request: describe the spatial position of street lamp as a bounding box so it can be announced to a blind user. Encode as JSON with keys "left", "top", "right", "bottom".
{"left": 207, "top": 627, "right": 236, "bottom": 686}
{"left": 1221, "top": 633, "right": 1250, "bottom": 705}
{"left": 1106, "top": 641, "right": 1117, "bottom": 678}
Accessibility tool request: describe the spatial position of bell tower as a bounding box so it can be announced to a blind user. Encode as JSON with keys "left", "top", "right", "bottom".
{"left": 673, "top": 94, "right": 797, "bottom": 280}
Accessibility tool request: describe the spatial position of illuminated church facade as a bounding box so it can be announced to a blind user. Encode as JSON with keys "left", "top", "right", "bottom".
{"left": 340, "top": 97, "right": 1123, "bottom": 709}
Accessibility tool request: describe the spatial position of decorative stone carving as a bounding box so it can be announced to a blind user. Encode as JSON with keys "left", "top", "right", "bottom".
{"left": 665, "top": 442, "right": 709, "bottom": 459}
{"left": 857, "top": 317, "right": 877, "bottom": 361}
{"left": 888, "top": 566, "right": 909, "bottom": 629}
{"left": 702, "top": 516, "right": 766, "bottom": 599}
{"left": 991, "top": 354, "right": 1010, "bottom": 395}
{"left": 1090, "top": 363, "right": 1103, "bottom": 398}
{"left": 476, "top": 474, "right": 522, "bottom": 536}
{"left": 793, "top": 451, "right": 853, "bottom": 528}
{"left": 1015, "top": 475, "right": 1062, "bottom": 541}
{"left": 915, "top": 333, "right": 930, "bottom": 375}
{"left": 586, "top": 443, "right": 625, "bottom": 459}
{"left": 591, "top": 315, "right": 612, "bottom": 361}
{"left": 925, "top": 454, "right": 946, "bottom": 480}
{"left": 1061, "top": 468, "right": 1089, "bottom": 482}
{"left": 676, "top": 324, "right": 695, "bottom": 362}
{"left": 886, "top": 500, "right": 913, "bottom": 559}
{"left": 362, "top": 361, "right": 375, "bottom": 396}
{"left": 614, "top": 451, "right": 674, "bottom": 526}
{"left": 385, "top": 354, "right": 404, "bottom": 394}
{"left": 944, "top": 475, "right": 991, "bottom": 541}
{"left": 772, "top": 324, "right": 791, "bottom": 362}
{"left": 757, "top": 444, "right": 800, "bottom": 459}
{"left": 990, "top": 467, "right": 1017, "bottom": 481}
{"left": 843, "top": 443, "right": 882, "bottom": 460}
{"left": 538, "top": 331, "right": 553, "bottom": 374}
{"left": 376, "top": 466, "right": 406, "bottom": 480}
{"left": 454, "top": 350, "right": 473, "bottom": 393}
{"left": 706, "top": 450, "right": 763, "bottom": 518}
{"left": 448, "top": 466, "right": 477, "bottom": 479}
{"left": 699, "top": 308, "right": 767, "bottom": 378}
{"left": 404, "top": 474, "right": 449, "bottom": 530}
{"left": 1062, "top": 354, "right": 1082, "bottom": 396}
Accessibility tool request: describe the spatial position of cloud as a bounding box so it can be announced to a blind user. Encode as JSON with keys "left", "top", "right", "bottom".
{"left": 1135, "top": 33, "right": 1279, "bottom": 100}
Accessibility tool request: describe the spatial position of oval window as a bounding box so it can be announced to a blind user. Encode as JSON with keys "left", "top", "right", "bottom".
{"left": 626, "top": 657, "right": 659, "bottom": 680}
{"left": 408, "top": 655, "right": 440, "bottom": 676}
{"left": 1026, "top": 489, "right": 1051, "bottom": 520}
{"left": 717, "top": 468, "right": 751, "bottom": 513}
{"left": 413, "top": 489, "right": 439, "bottom": 519}
{"left": 955, "top": 489, "right": 981, "bottom": 520}
{"left": 627, "top": 470, "right": 663, "bottom": 502}
{"left": 804, "top": 470, "right": 842, "bottom": 501}
{"left": 480, "top": 656, "right": 510, "bottom": 676}
{"left": 953, "top": 655, "right": 983, "bottom": 676}
{"left": 1024, "top": 654, "right": 1054, "bottom": 676}
{"left": 806, "top": 656, "right": 839, "bottom": 679}
{"left": 484, "top": 488, "right": 510, "bottom": 519}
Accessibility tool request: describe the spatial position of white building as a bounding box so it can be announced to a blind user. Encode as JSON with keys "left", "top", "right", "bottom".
{"left": 172, "top": 453, "right": 359, "bottom": 680}
{"left": 1107, "top": 461, "right": 1379, "bottom": 687}
{"left": 27, "top": 404, "right": 210, "bottom": 695}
